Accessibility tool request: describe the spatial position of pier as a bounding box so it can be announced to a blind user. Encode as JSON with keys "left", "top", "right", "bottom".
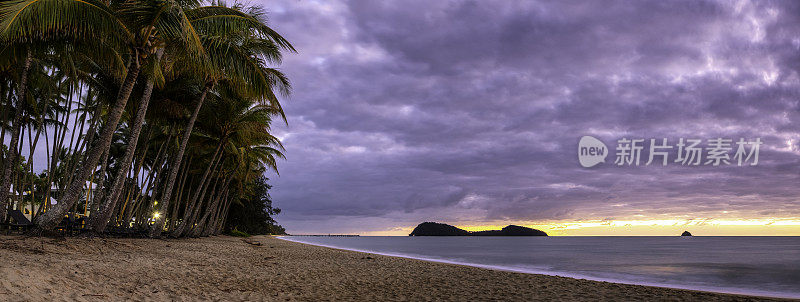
{"left": 291, "top": 234, "right": 360, "bottom": 237}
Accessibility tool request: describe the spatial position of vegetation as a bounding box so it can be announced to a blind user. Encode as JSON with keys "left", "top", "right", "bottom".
{"left": 0, "top": 0, "right": 293, "bottom": 237}
{"left": 224, "top": 176, "right": 285, "bottom": 235}
{"left": 228, "top": 228, "right": 250, "bottom": 237}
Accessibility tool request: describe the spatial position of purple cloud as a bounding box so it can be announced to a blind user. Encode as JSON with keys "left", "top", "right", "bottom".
{"left": 260, "top": 0, "right": 800, "bottom": 234}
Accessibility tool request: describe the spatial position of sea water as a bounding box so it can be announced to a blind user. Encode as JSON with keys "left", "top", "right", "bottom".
{"left": 278, "top": 236, "right": 800, "bottom": 299}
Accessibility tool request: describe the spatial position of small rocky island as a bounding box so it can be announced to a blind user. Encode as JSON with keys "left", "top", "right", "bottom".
{"left": 409, "top": 222, "right": 547, "bottom": 236}
{"left": 681, "top": 231, "right": 693, "bottom": 236}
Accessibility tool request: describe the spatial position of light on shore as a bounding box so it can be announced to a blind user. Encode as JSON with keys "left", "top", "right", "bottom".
{"left": 153, "top": 212, "right": 161, "bottom": 219}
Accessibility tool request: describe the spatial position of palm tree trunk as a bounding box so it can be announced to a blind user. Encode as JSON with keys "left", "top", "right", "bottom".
{"left": 204, "top": 188, "right": 228, "bottom": 236}
{"left": 111, "top": 127, "right": 150, "bottom": 227}
{"left": 86, "top": 148, "right": 109, "bottom": 224}
{"left": 170, "top": 140, "right": 223, "bottom": 237}
{"left": 64, "top": 104, "right": 97, "bottom": 193}
{"left": 198, "top": 176, "right": 233, "bottom": 236}
{"left": 49, "top": 84, "right": 77, "bottom": 197}
{"left": 90, "top": 50, "right": 160, "bottom": 232}
{"left": 33, "top": 58, "right": 142, "bottom": 231}
{"left": 26, "top": 120, "right": 42, "bottom": 219}
{"left": 0, "top": 88, "right": 13, "bottom": 162}
{"left": 168, "top": 155, "right": 191, "bottom": 231}
{"left": 190, "top": 173, "right": 229, "bottom": 237}
{"left": 215, "top": 193, "right": 234, "bottom": 235}
{"left": 149, "top": 84, "right": 211, "bottom": 237}
{"left": 38, "top": 126, "right": 51, "bottom": 218}
{"left": 124, "top": 136, "right": 169, "bottom": 227}
{"left": 0, "top": 49, "right": 32, "bottom": 221}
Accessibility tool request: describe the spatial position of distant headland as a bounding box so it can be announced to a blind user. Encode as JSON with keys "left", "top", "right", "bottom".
{"left": 409, "top": 222, "right": 548, "bottom": 236}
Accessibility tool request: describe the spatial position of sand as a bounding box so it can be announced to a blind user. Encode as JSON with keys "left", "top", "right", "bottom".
{"left": 0, "top": 235, "right": 789, "bottom": 301}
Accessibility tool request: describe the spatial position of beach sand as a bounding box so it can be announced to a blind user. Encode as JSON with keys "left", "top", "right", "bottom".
{"left": 0, "top": 235, "right": 787, "bottom": 301}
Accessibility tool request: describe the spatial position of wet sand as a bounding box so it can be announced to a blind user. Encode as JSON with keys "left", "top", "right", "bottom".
{"left": 0, "top": 235, "right": 788, "bottom": 301}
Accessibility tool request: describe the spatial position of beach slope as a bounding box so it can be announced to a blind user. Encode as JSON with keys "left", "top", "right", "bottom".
{"left": 0, "top": 235, "right": 784, "bottom": 301}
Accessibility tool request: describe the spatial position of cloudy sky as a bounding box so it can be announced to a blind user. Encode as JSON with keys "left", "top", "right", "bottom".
{"left": 260, "top": 0, "right": 800, "bottom": 235}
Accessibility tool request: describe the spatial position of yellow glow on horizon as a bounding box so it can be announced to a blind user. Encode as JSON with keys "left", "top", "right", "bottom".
{"left": 459, "top": 219, "right": 800, "bottom": 236}
{"left": 364, "top": 218, "right": 800, "bottom": 236}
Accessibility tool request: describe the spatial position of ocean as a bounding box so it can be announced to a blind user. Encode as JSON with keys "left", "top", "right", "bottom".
{"left": 279, "top": 236, "right": 800, "bottom": 299}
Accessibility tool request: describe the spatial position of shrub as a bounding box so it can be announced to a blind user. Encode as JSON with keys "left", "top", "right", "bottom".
{"left": 229, "top": 228, "right": 251, "bottom": 237}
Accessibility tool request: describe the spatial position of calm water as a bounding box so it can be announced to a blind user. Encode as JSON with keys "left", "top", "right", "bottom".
{"left": 279, "top": 236, "right": 800, "bottom": 298}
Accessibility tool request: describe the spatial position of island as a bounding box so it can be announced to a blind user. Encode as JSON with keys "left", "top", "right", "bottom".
{"left": 681, "top": 231, "right": 693, "bottom": 236}
{"left": 409, "top": 222, "right": 547, "bottom": 236}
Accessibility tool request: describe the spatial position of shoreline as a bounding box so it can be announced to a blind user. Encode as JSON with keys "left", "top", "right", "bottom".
{"left": 278, "top": 236, "right": 798, "bottom": 300}
{"left": 0, "top": 235, "right": 790, "bottom": 301}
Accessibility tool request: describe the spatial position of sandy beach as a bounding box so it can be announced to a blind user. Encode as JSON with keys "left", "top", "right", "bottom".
{"left": 0, "top": 235, "right": 788, "bottom": 301}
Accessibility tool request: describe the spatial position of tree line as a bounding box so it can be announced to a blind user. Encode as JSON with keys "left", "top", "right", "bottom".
{"left": 0, "top": 0, "right": 294, "bottom": 237}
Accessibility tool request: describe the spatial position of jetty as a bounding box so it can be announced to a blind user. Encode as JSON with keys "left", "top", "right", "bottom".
{"left": 291, "top": 234, "right": 360, "bottom": 237}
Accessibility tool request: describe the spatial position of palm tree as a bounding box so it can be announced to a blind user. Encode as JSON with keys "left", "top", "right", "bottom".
{"left": 87, "top": 2, "right": 291, "bottom": 235}
{"left": 0, "top": 45, "right": 32, "bottom": 221}
{"left": 0, "top": 0, "right": 293, "bottom": 237}
{"left": 150, "top": 2, "right": 294, "bottom": 237}
{"left": 86, "top": 49, "right": 163, "bottom": 233}
{"left": 0, "top": 0, "right": 209, "bottom": 231}
{"left": 171, "top": 86, "right": 283, "bottom": 237}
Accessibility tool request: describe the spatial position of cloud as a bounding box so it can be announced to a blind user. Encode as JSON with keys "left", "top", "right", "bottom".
{"left": 261, "top": 0, "right": 800, "bottom": 234}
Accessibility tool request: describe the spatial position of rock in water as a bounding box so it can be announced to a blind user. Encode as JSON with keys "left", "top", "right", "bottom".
{"left": 409, "top": 222, "right": 548, "bottom": 236}
{"left": 409, "top": 222, "right": 470, "bottom": 236}
{"left": 500, "top": 225, "right": 548, "bottom": 236}
{"left": 681, "top": 231, "right": 693, "bottom": 236}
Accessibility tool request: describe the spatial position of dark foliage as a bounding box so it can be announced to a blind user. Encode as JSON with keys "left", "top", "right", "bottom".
{"left": 224, "top": 176, "right": 286, "bottom": 235}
